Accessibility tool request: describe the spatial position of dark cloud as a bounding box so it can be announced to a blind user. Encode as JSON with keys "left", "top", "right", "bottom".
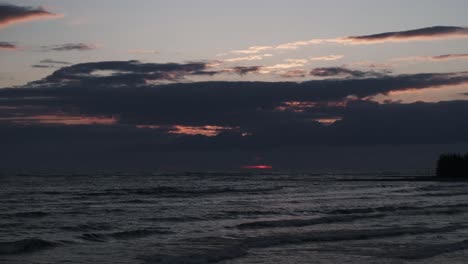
{"left": 32, "top": 59, "right": 73, "bottom": 69}
{"left": 2, "top": 61, "right": 468, "bottom": 169}
{"left": 0, "top": 41, "right": 16, "bottom": 50}
{"left": 228, "top": 66, "right": 262, "bottom": 75}
{"left": 42, "top": 43, "right": 96, "bottom": 52}
{"left": 345, "top": 26, "right": 468, "bottom": 43}
{"left": 27, "top": 61, "right": 264, "bottom": 86}
{"left": 1, "top": 65, "right": 467, "bottom": 128}
{"left": 32, "top": 60, "right": 213, "bottom": 85}
{"left": 40, "top": 59, "right": 71, "bottom": 65}
{"left": 0, "top": 4, "right": 61, "bottom": 28}
{"left": 32, "top": 64, "right": 54, "bottom": 68}
{"left": 1, "top": 100, "right": 468, "bottom": 170}
{"left": 280, "top": 70, "right": 307, "bottom": 78}
{"left": 431, "top": 54, "right": 468, "bottom": 60}
{"left": 310, "top": 67, "right": 390, "bottom": 78}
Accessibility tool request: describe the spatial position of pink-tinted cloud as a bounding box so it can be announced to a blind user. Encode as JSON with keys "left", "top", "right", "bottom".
{"left": 230, "top": 45, "right": 272, "bottom": 55}
{"left": 313, "top": 117, "right": 343, "bottom": 126}
{"left": 0, "top": 41, "right": 16, "bottom": 50}
{"left": 0, "top": 4, "right": 62, "bottom": 28}
{"left": 169, "top": 125, "right": 237, "bottom": 137}
{"left": 0, "top": 114, "right": 117, "bottom": 125}
{"left": 135, "top": 124, "right": 245, "bottom": 137}
{"left": 221, "top": 26, "right": 468, "bottom": 56}
{"left": 224, "top": 54, "right": 273, "bottom": 63}
{"left": 369, "top": 83, "right": 468, "bottom": 104}
{"left": 309, "top": 55, "right": 344, "bottom": 61}
{"left": 393, "top": 53, "right": 468, "bottom": 62}
{"left": 242, "top": 165, "right": 273, "bottom": 169}
{"left": 275, "top": 101, "right": 317, "bottom": 112}
{"left": 432, "top": 54, "right": 468, "bottom": 60}
{"left": 261, "top": 59, "right": 309, "bottom": 74}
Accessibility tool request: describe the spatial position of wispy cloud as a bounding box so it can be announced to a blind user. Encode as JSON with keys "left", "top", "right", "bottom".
{"left": 169, "top": 125, "right": 238, "bottom": 137}
{"left": 0, "top": 4, "right": 62, "bottom": 28}
{"left": 260, "top": 59, "right": 309, "bottom": 74}
{"left": 344, "top": 26, "right": 468, "bottom": 44}
{"left": 33, "top": 60, "right": 228, "bottom": 85}
{"left": 32, "top": 59, "right": 72, "bottom": 69}
{"left": 0, "top": 114, "right": 117, "bottom": 126}
{"left": 275, "top": 39, "right": 327, "bottom": 50}
{"left": 284, "top": 59, "right": 308, "bottom": 64}
{"left": 432, "top": 54, "right": 468, "bottom": 60}
{"left": 393, "top": 53, "right": 468, "bottom": 62}
{"left": 230, "top": 45, "right": 272, "bottom": 54}
{"left": 42, "top": 43, "right": 97, "bottom": 52}
{"left": 222, "top": 26, "right": 468, "bottom": 56}
{"left": 0, "top": 41, "right": 16, "bottom": 50}
{"left": 224, "top": 54, "right": 273, "bottom": 63}
{"left": 310, "top": 67, "right": 391, "bottom": 78}
{"left": 40, "top": 59, "right": 71, "bottom": 65}
{"left": 32, "top": 64, "right": 54, "bottom": 68}
{"left": 309, "top": 55, "right": 344, "bottom": 61}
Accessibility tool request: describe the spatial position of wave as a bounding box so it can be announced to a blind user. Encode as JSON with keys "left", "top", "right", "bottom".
{"left": 417, "top": 184, "right": 468, "bottom": 192}
{"left": 62, "top": 223, "right": 113, "bottom": 232}
{"left": 80, "top": 186, "right": 283, "bottom": 197}
{"left": 144, "top": 225, "right": 466, "bottom": 264}
{"left": 235, "top": 214, "right": 385, "bottom": 229}
{"left": 385, "top": 239, "right": 468, "bottom": 260}
{"left": 422, "top": 192, "right": 468, "bottom": 197}
{"left": 0, "top": 238, "right": 57, "bottom": 255}
{"left": 12, "top": 211, "right": 49, "bottom": 218}
{"left": 142, "top": 237, "right": 246, "bottom": 264}
{"left": 328, "top": 203, "right": 468, "bottom": 216}
{"left": 222, "top": 210, "right": 279, "bottom": 217}
{"left": 80, "top": 228, "right": 172, "bottom": 242}
{"left": 142, "top": 216, "right": 206, "bottom": 222}
{"left": 143, "top": 245, "right": 247, "bottom": 264}
{"left": 243, "top": 225, "right": 465, "bottom": 247}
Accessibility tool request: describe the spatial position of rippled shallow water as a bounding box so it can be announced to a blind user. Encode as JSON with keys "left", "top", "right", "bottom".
{"left": 1, "top": 171, "right": 468, "bottom": 263}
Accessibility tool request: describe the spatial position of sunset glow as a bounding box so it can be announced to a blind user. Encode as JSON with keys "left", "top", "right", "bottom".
{"left": 0, "top": 115, "right": 118, "bottom": 125}
{"left": 168, "top": 125, "right": 238, "bottom": 137}
{"left": 242, "top": 165, "right": 273, "bottom": 170}
{"left": 313, "top": 117, "right": 343, "bottom": 125}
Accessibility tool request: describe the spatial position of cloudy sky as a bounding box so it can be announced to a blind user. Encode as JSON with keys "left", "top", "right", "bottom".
{"left": 1, "top": 0, "right": 468, "bottom": 171}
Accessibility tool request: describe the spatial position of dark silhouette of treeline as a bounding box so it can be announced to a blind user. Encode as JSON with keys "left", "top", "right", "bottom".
{"left": 436, "top": 153, "right": 468, "bottom": 178}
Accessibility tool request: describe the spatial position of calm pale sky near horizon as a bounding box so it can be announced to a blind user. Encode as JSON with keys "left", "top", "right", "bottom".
{"left": 1, "top": 1, "right": 468, "bottom": 170}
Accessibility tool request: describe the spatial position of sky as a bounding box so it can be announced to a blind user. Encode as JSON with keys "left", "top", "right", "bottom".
{"left": 1, "top": 1, "right": 468, "bottom": 171}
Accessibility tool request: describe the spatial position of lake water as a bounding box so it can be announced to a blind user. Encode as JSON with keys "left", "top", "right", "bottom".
{"left": 1, "top": 171, "right": 468, "bottom": 263}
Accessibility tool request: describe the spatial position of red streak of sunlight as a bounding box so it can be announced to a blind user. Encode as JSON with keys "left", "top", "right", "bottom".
{"left": 242, "top": 165, "right": 273, "bottom": 170}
